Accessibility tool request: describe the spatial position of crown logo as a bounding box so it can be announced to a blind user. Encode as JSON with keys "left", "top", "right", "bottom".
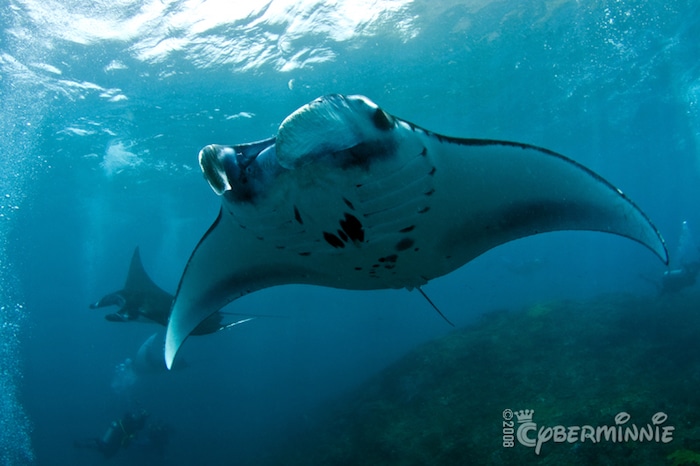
{"left": 515, "top": 409, "right": 534, "bottom": 423}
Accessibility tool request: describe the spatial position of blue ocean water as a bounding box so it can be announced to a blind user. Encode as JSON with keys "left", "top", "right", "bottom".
{"left": 1, "top": 0, "right": 699, "bottom": 464}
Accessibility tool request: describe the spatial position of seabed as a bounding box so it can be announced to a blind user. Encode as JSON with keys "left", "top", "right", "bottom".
{"left": 266, "top": 290, "right": 700, "bottom": 466}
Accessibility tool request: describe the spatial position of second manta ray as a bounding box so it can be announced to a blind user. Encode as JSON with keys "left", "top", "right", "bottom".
{"left": 165, "top": 94, "right": 668, "bottom": 368}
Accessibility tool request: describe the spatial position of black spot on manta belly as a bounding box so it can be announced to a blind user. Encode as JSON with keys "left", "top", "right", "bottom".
{"left": 340, "top": 213, "right": 364, "bottom": 243}
{"left": 322, "top": 213, "right": 367, "bottom": 250}
{"left": 395, "top": 238, "right": 415, "bottom": 251}
{"left": 378, "top": 254, "right": 398, "bottom": 263}
{"left": 323, "top": 232, "right": 345, "bottom": 248}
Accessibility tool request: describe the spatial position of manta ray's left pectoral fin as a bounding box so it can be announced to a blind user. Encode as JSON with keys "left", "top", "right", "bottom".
{"left": 165, "top": 209, "right": 242, "bottom": 368}
{"left": 165, "top": 208, "right": 303, "bottom": 369}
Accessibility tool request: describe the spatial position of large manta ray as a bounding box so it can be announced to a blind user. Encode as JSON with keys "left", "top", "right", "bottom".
{"left": 165, "top": 94, "right": 668, "bottom": 368}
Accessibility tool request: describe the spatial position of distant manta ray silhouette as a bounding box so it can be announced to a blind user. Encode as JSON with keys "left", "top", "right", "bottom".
{"left": 165, "top": 94, "right": 668, "bottom": 368}
{"left": 90, "top": 247, "right": 254, "bottom": 335}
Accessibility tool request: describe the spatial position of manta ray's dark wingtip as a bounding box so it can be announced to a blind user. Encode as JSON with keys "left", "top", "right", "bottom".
{"left": 644, "top": 218, "right": 669, "bottom": 266}
{"left": 631, "top": 234, "right": 669, "bottom": 266}
{"left": 647, "top": 232, "right": 670, "bottom": 266}
{"left": 610, "top": 192, "right": 669, "bottom": 266}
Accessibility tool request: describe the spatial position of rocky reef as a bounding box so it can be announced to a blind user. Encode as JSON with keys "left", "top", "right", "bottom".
{"left": 267, "top": 291, "right": 700, "bottom": 465}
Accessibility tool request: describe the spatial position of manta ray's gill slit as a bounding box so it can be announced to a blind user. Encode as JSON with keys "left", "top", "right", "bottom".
{"left": 424, "top": 188, "right": 435, "bottom": 196}
{"left": 343, "top": 197, "right": 355, "bottom": 210}
{"left": 355, "top": 171, "right": 434, "bottom": 222}
{"left": 417, "top": 206, "right": 430, "bottom": 214}
{"left": 355, "top": 153, "right": 431, "bottom": 202}
{"left": 399, "top": 225, "right": 415, "bottom": 233}
{"left": 359, "top": 205, "right": 427, "bottom": 242}
{"left": 293, "top": 206, "right": 303, "bottom": 224}
{"left": 428, "top": 166, "right": 436, "bottom": 176}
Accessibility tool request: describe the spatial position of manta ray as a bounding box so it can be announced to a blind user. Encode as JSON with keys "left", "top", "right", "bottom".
{"left": 90, "top": 247, "right": 253, "bottom": 335}
{"left": 165, "top": 94, "right": 668, "bottom": 368}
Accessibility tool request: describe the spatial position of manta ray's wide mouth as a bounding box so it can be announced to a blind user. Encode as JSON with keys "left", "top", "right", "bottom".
{"left": 199, "top": 138, "right": 282, "bottom": 202}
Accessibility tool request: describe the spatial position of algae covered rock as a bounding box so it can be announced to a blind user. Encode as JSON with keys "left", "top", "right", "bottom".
{"left": 270, "top": 292, "right": 700, "bottom": 465}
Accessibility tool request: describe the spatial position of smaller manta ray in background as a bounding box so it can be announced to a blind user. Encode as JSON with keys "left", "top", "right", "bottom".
{"left": 90, "top": 247, "right": 253, "bottom": 335}
{"left": 165, "top": 94, "right": 669, "bottom": 369}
